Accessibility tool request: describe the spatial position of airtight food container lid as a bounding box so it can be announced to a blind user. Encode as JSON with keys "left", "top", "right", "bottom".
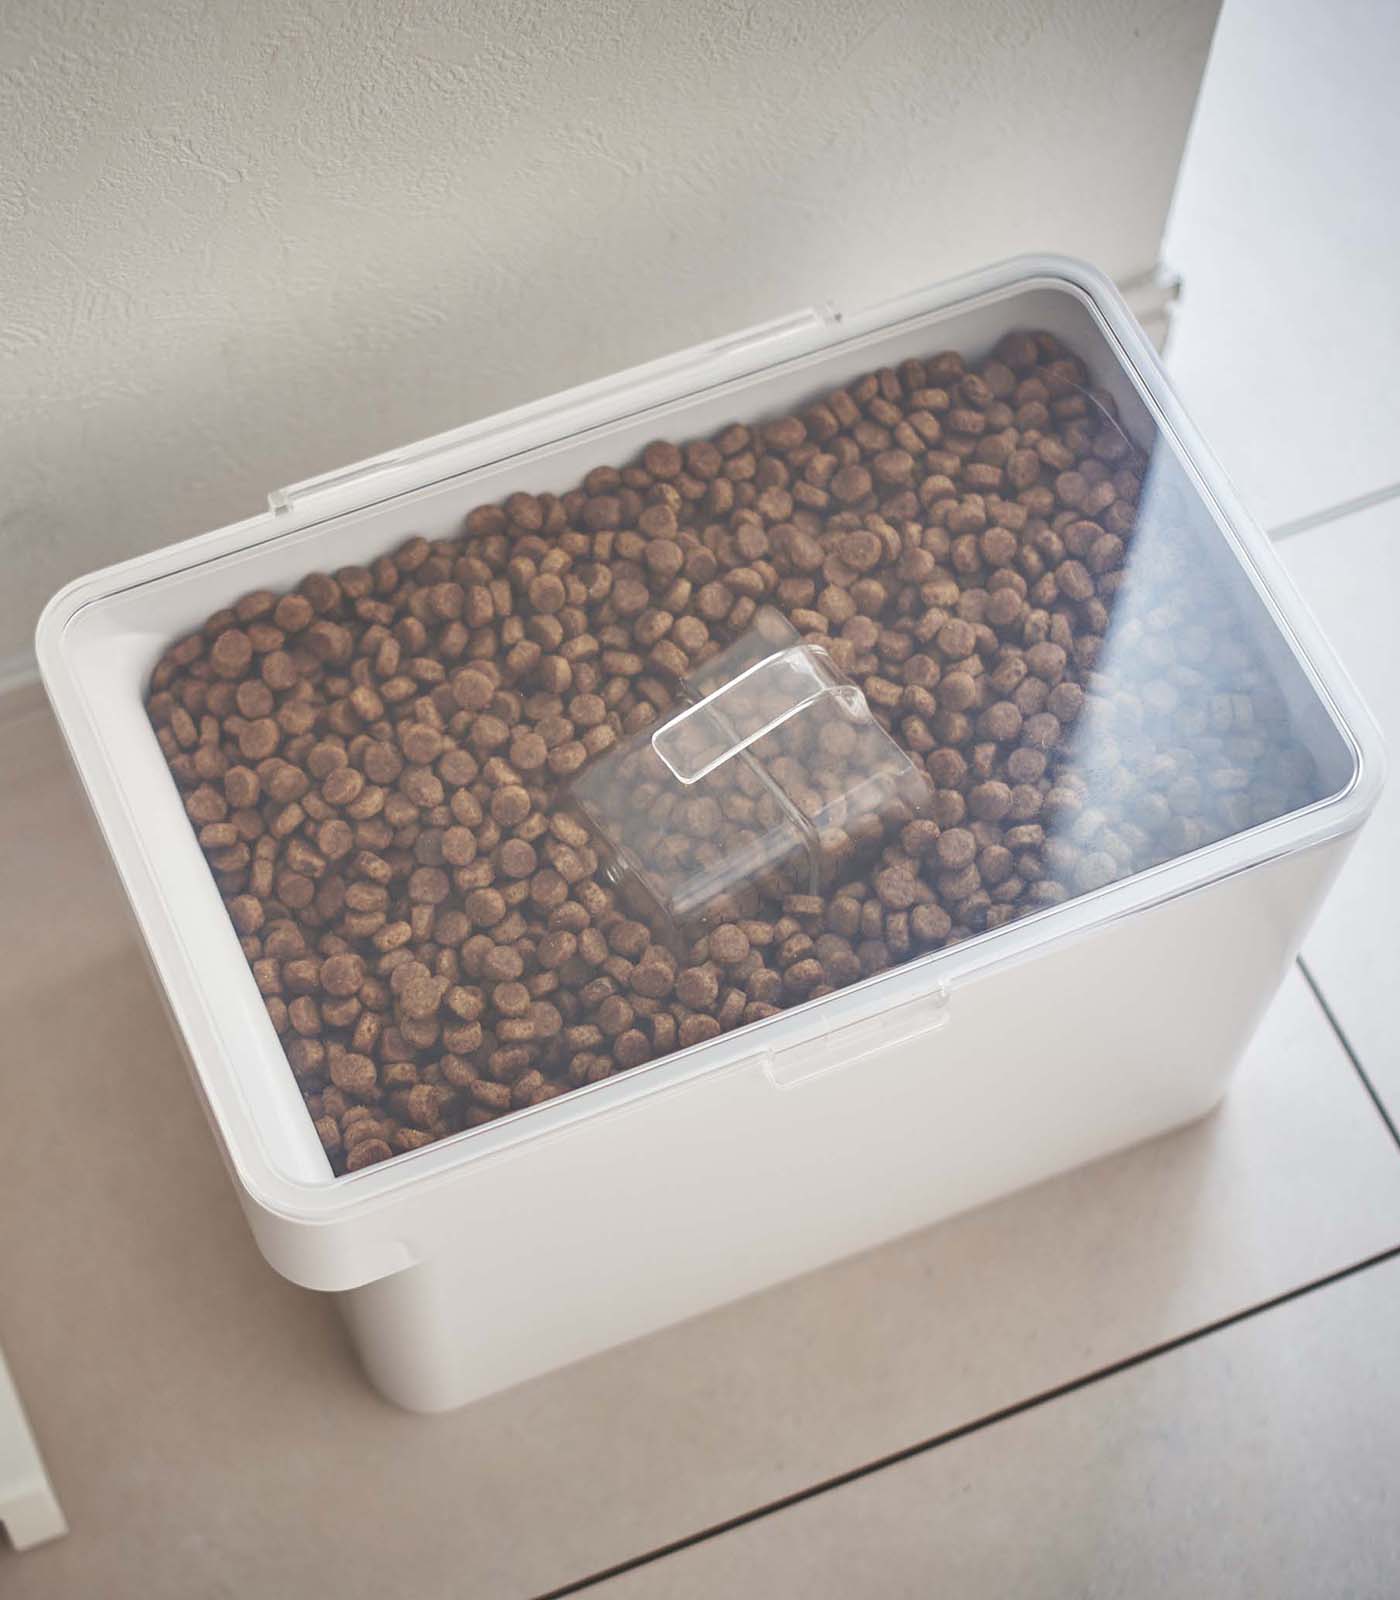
{"left": 35, "top": 256, "right": 1383, "bottom": 1265}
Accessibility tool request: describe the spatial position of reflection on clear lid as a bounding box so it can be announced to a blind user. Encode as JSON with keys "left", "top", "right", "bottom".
{"left": 569, "top": 610, "right": 935, "bottom": 945}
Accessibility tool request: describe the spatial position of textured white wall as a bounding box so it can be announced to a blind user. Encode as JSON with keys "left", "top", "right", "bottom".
{"left": 2, "top": 0, "right": 1219, "bottom": 665}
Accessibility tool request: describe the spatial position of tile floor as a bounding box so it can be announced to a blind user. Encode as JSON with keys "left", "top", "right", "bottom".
{"left": 4, "top": 2, "right": 1400, "bottom": 1592}
{"left": 593, "top": 1258, "right": 1400, "bottom": 1598}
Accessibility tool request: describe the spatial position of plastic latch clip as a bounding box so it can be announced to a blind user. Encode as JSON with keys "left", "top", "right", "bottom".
{"left": 762, "top": 981, "right": 951, "bottom": 1089}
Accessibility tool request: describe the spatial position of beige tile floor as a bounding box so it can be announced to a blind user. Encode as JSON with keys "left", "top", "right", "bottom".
{"left": 592, "top": 1255, "right": 1400, "bottom": 1599}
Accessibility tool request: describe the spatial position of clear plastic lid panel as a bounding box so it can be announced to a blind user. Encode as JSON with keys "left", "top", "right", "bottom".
{"left": 143, "top": 317, "right": 1351, "bottom": 1176}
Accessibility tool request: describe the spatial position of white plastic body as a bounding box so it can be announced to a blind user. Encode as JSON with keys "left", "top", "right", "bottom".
{"left": 341, "top": 834, "right": 1347, "bottom": 1410}
{"left": 36, "top": 258, "right": 1384, "bottom": 1411}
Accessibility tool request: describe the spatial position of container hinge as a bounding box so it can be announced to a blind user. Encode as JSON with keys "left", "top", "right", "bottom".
{"left": 267, "top": 303, "right": 843, "bottom": 521}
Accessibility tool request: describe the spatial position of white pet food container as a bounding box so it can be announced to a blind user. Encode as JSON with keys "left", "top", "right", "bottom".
{"left": 37, "top": 258, "right": 1383, "bottom": 1411}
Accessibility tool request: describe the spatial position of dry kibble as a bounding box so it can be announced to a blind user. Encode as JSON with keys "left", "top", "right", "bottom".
{"left": 898, "top": 819, "right": 940, "bottom": 858}
{"left": 330, "top": 1053, "right": 377, "bottom": 1096}
{"left": 969, "top": 781, "right": 1013, "bottom": 822}
{"left": 491, "top": 785, "right": 531, "bottom": 827}
{"left": 320, "top": 953, "right": 364, "bottom": 997}
{"left": 227, "top": 895, "right": 263, "bottom": 935}
{"left": 597, "top": 995, "right": 635, "bottom": 1036}
{"left": 498, "top": 839, "right": 538, "bottom": 878}
{"left": 442, "top": 827, "right": 477, "bottom": 866}
{"left": 467, "top": 888, "right": 507, "bottom": 927}
{"left": 482, "top": 944, "right": 525, "bottom": 982}
{"left": 875, "top": 866, "right": 919, "bottom": 911}
{"left": 149, "top": 329, "right": 1318, "bottom": 1174}
{"left": 238, "top": 719, "right": 279, "bottom": 760}
{"left": 679, "top": 1014, "right": 722, "bottom": 1048}
{"left": 400, "top": 972, "right": 446, "bottom": 1019}
{"left": 210, "top": 629, "right": 254, "bottom": 679}
{"left": 709, "top": 924, "right": 751, "bottom": 966}
{"left": 936, "top": 618, "right": 977, "bottom": 660}
{"left": 452, "top": 668, "right": 495, "bottom": 711}
{"left": 937, "top": 671, "right": 977, "bottom": 712}
{"left": 935, "top": 828, "right": 977, "bottom": 870}
{"left": 911, "top": 903, "right": 953, "bottom": 944}
{"left": 676, "top": 966, "right": 720, "bottom": 1011}
{"left": 345, "top": 1139, "right": 393, "bottom": 1171}
{"left": 831, "top": 464, "right": 872, "bottom": 503}
{"left": 631, "top": 959, "right": 675, "bottom": 999}
{"left": 469, "top": 1079, "right": 511, "bottom": 1111}
{"left": 511, "top": 733, "right": 548, "bottom": 771}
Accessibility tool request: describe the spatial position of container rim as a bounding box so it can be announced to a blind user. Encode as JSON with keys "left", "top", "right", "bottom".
{"left": 35, "top": 253, "right": 1387, "bottom": 1229}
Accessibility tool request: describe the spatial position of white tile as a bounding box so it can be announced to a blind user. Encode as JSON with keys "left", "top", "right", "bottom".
{"left": 1164, "top": 0, "right": 1400, "bottom": 531}
{"left": 3, "top": 705, "right": 1400, "bottom": 1597}
{"left": 1281, "top": 495, "right": 1400, "bottom": 1121}
{"left": 592, "top": 1254, "right": 1400, "bottom": 1599}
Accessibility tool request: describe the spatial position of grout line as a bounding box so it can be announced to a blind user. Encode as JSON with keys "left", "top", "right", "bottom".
{"left": 534, "top": 1240, "right": 1400, "bottom": 1598}
{"left": 1299, "top": 958, "right": 1400, "bottom": 1152}
{"left": 1270, "top": 477, "right": 1400, "bottom": 542}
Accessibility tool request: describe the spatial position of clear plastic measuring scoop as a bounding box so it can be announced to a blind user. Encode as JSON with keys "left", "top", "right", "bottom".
{"left": 568, "top": 609, "right": 936, "bottom": 947}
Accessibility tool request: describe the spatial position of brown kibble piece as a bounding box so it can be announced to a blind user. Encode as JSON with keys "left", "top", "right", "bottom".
{"left": 875, "top": 866, "right": 918, "bottom": 911}
{"left": 491, "top": 785, "right": 531, "bottom": 827}
{"left": 400, "top": 973, "right": 445, "bottom": 1019}
{"left": 911, "top": 904, "right": 953, "bottom": 944}
{"left": 643, "top": 440, "right": 683, "bottom": 479}
{"left": 498, "top": 838, "right": 537, "bottom": 878}
{"left": 467, "top": 888, "right": 507, "bottom": 927}
{"left": 238, "top": 719, "right": 279, "bottom": 760}
{"left": 227, "top": 895, "right": 263, "bottom": 935}
{"left": 679, "top": 1014, "right": 722, "bottom": 1048}
{"left": 482, "top": 944, "right": 524, "bottom": 981}
{"left": 676, "top": 966, "right": 720, "bottom": 1011}
{"left": 452, "top": 668, "right": 495, "bottom": 711}
{"left": 345, "top": 1138, "right": 393, "bottom": 1171}
{"left": 330, "top": 1053, "right": 377, "bottom": 1096}
{"left": 936, "top": 828, "right": 977, "bottom": 870}
{"left": 210, "top": 629, "right": 254, "bottom": 679}
{"left": 831, "top": 464, "right": 872, "bottom": 504}
{"left": 321, "top": 953, "right": 364, "bottom": 997}
{"left": 709, "top": 924, "right": 750, "bottom": 966}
